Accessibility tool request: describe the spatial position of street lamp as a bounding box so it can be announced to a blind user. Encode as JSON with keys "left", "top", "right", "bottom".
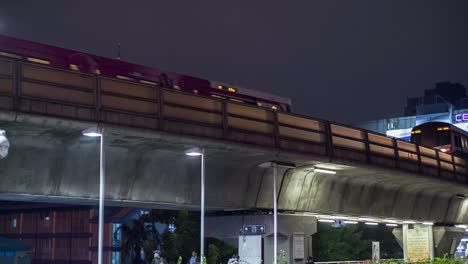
{"left": 258, "top": 161, "right": 295, "bottom": 264}
{"left": 185, "top": 147, "right": 205, "bottom": 262}
{"left": 82, "top": 126, "right": 105, "bottom": 264}
{"left": 0, "top": 129, "right": 10, "bottom": 159}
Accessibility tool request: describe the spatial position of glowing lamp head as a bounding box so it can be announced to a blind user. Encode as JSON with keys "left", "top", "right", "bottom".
{"left": 313, "top": 168, "right": 336, "bottom": 174}
{"left": 185, "top": 147, "right": 203, "bottom": 156}
{"left": 82, "top": 127, "right": 102, "bottom": 137}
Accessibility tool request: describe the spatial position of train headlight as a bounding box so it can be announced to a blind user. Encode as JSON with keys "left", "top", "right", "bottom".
{"left": 0, "top": 130, "right": 10, "bottom": 159}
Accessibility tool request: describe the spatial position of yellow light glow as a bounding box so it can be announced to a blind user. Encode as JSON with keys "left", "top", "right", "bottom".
{"left": 228, "top": 87, "right": 237, "bottom": 93}
{"left": 95, "top": 69, "right": 101, "bottom": 75}
{"left": 437, "top": 127, "right": 450, "bottom": 131}
{"left": 217, "top": 85, "right": 223, "bottom": 90}
{"left": 69, "top": 64, "right": 79, "bottom": 71}
{"left": 229, "top": 98, "right": 244, "bottom": 103}
{"left": 0, "top": 51, "right": 21, "bottom": 59}
{"left": 271, "top": 106, "right": 278, "bottom": 111}
{"left": 140, "top": 80, "right": 158, "bottom": 86}
{"left": 411, "top": 130, "right": 422, "bottom": 134}
{"left": 27, "top": 57, "right": 50, "bottom": 65}
{"left": 211, "top": 94, "right": 226, "bottom": 99}
{"left": 116, "top": 75, "right": 133, "bottom": 81}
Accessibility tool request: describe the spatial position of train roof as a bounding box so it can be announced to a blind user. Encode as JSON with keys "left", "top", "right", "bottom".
{"left": 0, "top": 34, "right": 292, "bottom": 107}
{"left": 412, "top": 121, "right": 467, "bottom": 135}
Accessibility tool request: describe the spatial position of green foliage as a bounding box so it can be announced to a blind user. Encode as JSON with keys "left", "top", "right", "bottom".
{"left": 206, "top": 237, "right": 237, "bottom": 264}
{"left": 117, "top": 210, "right": 240, "bottom": 264}
{"left": 360, "top": 224, "right": 402, "bottom": 259}
{"left": 117, "top": 210, "right": 180, "bottom": 263}
{"left": 312, "top": 223, "right": 404, "bottom": 261}
{"left": 313, "top": 223, "right": 369, "bottom": 261}
{"left": 277, "top": 249, "right": 288, "bottom": 264}
{"left": 208, "top": 244, "right": 221, "bottom": 264}
{"left": 174, "top": 211, "right": 201, "bottom": 260}
{"left": 380, "top": 255, "right": 466, "bottom": 264}
{"left": 162, "top": 230, "right": 179, "bottom": 262}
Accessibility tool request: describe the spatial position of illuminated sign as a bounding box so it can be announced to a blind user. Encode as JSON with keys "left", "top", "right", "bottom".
{"left": 242, "top": 224, "right": 265, "bottom": 235}
{"left": 454, "top": 113, "right": 468, "bottom": 122}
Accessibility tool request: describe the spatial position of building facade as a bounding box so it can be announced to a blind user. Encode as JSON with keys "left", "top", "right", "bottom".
{"left": 0, "top": 203, "right": 132, "bottom": 264}
{"left": 355, "top": 82, "right": 468, "bottom": 140}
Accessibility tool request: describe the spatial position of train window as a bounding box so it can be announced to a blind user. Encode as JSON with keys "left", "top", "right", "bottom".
{"left": 411, "top": 133, "right": 421, "bottom": 145}
{"left": 0, "top": 51, "right": 21, "bottom": 59}
{"left": 140, "top": 80, "right": 158, "bottom": 86}
{"left": 69, "top": 64, "right": 79, "bottom": 71}
{"left": 27, "top": 57, "right": 50, "bottom": 65}
{"left": 462, "top": 138, "right": 468, "bottom": 151}
{"left": 436, "top": 130, "right": 451, "bottom": 146}
{"left": 454, "top": 135, "right": 462, "bottom": 148}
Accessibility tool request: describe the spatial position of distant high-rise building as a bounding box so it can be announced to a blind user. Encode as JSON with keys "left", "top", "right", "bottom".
{"left": 355, "top": 82, "right": 468, "bottom": 141}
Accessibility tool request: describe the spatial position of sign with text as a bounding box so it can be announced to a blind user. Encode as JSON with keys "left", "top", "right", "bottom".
{"left": 454, "top": 113, "right": 468, "bottom": 122}
{"left": 372, "top": 242, "right": 380, "bottom": 261}
{"left": 242, "top": 225, "right": 265, "bottom": 235}
{"left": 406, "top": 225, "right": 431, "bottom": 261}
{"left": 293, "top": 232, "right": 305, "bottom": 260}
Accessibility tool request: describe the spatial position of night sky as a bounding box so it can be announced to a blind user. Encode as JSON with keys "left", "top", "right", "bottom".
{"left": 1, "top": 1, "right": 467, "bottom": 124}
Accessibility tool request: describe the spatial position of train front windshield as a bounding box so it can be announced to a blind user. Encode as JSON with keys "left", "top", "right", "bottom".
{"left": 411, "top": 126, "right": 451, "bottom": 149}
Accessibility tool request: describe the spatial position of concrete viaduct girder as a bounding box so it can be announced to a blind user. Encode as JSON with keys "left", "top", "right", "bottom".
{"left": 1, "top": 112, "right": 468, "bottom": 224}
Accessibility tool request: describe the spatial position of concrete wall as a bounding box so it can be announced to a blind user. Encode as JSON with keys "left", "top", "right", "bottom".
{"left": 1, "top": 116, "right": 468, "bottom": 225}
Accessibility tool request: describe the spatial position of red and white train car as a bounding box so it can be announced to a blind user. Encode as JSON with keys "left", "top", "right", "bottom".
{"left": 0, "top": 34, "right": 292, "bottom": 112}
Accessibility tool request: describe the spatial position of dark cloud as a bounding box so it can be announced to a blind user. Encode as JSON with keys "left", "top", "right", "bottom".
{"left": 1, "top": 0, "right": 467, "bottom": 124}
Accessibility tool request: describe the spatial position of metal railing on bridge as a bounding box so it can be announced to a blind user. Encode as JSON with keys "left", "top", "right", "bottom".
{"left": 0, "top": 58, "right": 466, "bottom": 182}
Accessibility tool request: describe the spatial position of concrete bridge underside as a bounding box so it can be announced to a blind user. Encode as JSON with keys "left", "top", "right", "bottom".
{"left": 1, "top": 112, "right": 468, "bottom": 224}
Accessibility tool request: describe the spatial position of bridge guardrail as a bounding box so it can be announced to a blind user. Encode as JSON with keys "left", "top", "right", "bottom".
{"left": 0, "top": 58, "right": 466, "bottom": 182}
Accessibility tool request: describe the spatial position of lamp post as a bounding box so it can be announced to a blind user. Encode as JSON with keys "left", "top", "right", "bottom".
{"left": 185, "top": 147, "right": 205, "bottom": 262}
{"left": 82, "top": 126, "right": 105, "bottom": 264}
{"left": 0, "top": 129, "right": 10, "bottom": 159}
{"left": 258, "top": 161, "right": 295, "bottom": 264}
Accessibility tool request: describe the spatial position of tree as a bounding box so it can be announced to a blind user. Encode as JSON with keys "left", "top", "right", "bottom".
{"left": 117, "top": 218, "right": 148, "bottom": 264}
{"left": 361, "top": 224, "right": 403, "bottom": 259}
{"left": 174, "top": 211, "right": 200, "bottom": 260}
{"left": 162, "top": 230, "right": 179, "bottom": 263}
{"left": 208, "top": 244, "right": 221, "bottom": 264}
{"left": 206, "top": 237, "right": 237, "bottom": 264}
{"left": 313, "top": 223, "right": 403, "bottom": 262}
{"left": 313, "top": 223, "right": 369, "bottom": 261}
{"left": 116, "top": 210, "right": 178, "bottom": 264}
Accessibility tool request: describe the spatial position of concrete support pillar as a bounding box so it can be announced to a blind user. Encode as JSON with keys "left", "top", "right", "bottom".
{"left": 205, "top": 214, "right": 317, "bottom": 264}
{"left": 393, "top": 225, "right": 464, "bottom": 260}
{"left": 433, "top": 226, "right": 465, "bottom": 257}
